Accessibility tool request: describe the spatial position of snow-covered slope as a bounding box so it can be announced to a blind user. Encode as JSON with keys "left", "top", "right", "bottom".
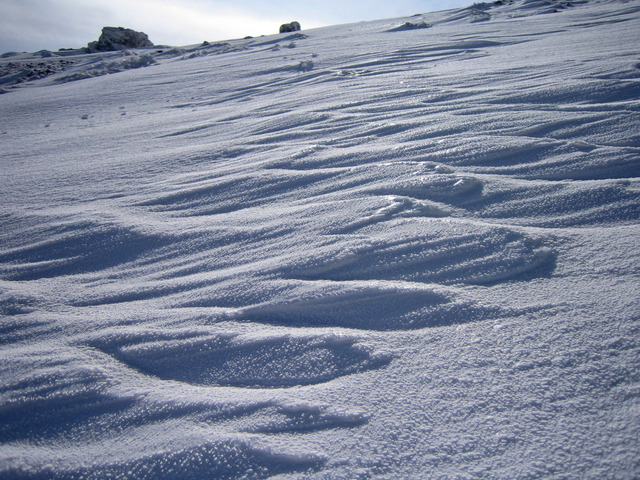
{"left": 1, "top": 1, "right": 640, "bottom": 478}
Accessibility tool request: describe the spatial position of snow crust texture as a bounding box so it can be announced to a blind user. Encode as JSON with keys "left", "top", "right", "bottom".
{"left": 1, "top": 1, "right": 639, "bottom": 478}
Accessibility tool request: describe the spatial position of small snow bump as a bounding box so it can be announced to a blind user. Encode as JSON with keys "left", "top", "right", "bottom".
{"left": 298, "top": 60, "right": 314, "bottom": 72}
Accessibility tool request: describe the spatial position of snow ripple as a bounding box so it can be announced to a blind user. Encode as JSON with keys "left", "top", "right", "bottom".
{"left": 1, "top": 0, "right": 639, "bottom": 477}
{"left": 91, "top": 331, "right": 390, "bottom": 388}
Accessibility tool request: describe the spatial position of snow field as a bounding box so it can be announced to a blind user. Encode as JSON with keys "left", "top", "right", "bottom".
{"left": 1, "top": 0, "right": 640, "bottom": 478}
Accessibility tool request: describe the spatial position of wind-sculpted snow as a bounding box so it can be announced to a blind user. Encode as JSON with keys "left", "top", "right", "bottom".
{"left": 92, "top": 330, "right": 390, "bottom": 388}
{"left": 1, "top": 1, "right": 640, "bottom": 478}
{"left": 239, "top": 281, "right": 489, "bottom": 330}
{"left": 5, "top": 438, "right": 324, "bottom": 480}
{"left": 292, "top": 220, "right": 556, "bottom": 285}
{"left": 0, "top": 220, "right": 171, "bottom": 280}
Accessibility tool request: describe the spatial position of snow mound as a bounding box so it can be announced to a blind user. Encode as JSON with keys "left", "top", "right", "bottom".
{"left": 387, "top": 20, "right": 432, "bottom": 32}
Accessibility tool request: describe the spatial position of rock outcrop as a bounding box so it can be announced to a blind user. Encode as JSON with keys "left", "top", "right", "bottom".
{"left": 279, "top": 21, "right": 301, "bottom": 33}
{"left": 87, "top": 27, "right": 153, "bottom": 52}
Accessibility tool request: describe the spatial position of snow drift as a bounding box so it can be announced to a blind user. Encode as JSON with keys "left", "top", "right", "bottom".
{"left": 1, "top": 0, "right": 639, "bottom": 478}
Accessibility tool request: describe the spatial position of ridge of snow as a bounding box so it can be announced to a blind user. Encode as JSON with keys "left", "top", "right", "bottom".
{"left": 1, "top": 0, "right": 639, "bottom": 478}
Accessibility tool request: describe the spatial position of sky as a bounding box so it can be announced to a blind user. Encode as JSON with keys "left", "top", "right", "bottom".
{"left": 0, "top": 0, "right": 472, "bottom": 53}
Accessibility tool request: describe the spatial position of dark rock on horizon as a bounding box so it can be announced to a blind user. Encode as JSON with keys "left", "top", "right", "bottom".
{"left": 279, "top": 21, "right": 301, "bottom": 33}
{"left": 87, "top": 27, "right": 154, "bottom": 52}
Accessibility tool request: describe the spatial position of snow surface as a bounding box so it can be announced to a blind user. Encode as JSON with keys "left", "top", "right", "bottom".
{"left": 1, "top": 1, "right": 640, "bottom": 478}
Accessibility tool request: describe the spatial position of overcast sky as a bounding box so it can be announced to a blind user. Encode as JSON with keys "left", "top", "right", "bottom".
{"left": 0, "top": 0, "right": 472, "bottom": 53}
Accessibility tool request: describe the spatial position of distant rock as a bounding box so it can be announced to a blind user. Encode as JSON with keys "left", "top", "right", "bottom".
{"left": 279, "top": 21, "right": 301, "bottom": 33}
{"left": 0, "top": 59, "right": 74, "bottom": 87}
{"left": 87, "top": 27, "right": 154, "bottom": 53}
